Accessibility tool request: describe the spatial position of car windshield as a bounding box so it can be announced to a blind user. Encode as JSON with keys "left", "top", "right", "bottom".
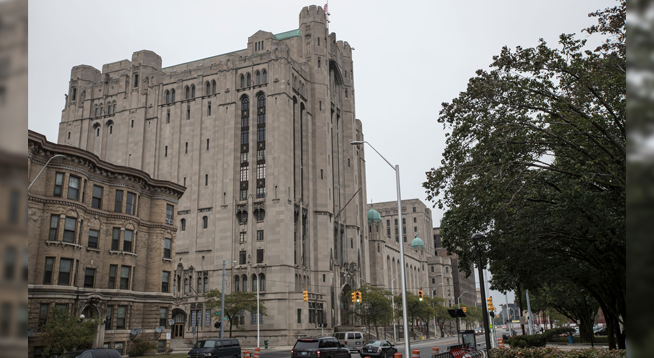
{"left": 364, "top": 341, "right": 382, "bottom": 347}
{"left": 194, "top": 340, "right": 216, "bottom": 348}
{"left": 294, "top": 340, "right": 319, "bottom": 349}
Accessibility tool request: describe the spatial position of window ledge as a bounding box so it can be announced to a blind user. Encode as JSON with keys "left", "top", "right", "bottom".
{"left": 45, "top": 240, "right": 83, "bottom": 250}
{"left": 86, "top": 247, "right": 101, "bottom": 253}
{"left": 163, "top": 258, "right": 172, "bottom": 262}
{"left": 109, "top": 250, "right": 137, "bottom": 257}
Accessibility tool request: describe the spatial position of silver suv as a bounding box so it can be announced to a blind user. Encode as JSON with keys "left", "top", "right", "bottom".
{"left": 333, "top": 332, "right": 364, "bottom": 352}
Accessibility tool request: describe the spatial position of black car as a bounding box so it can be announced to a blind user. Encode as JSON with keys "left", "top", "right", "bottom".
{"left": 359, "top": 340, "right": 397, "bottom": 358}
{"left": 594, "top": 327, "right": 607, "bottom": 336}
{"left": 188, "top": 338, "right": 241, "bottom": 358}
{"left": 292, "top": 336, "right": 350, "bottom": 358}
{"left": 57, "top": 349, "right": 122, "bottom": 358}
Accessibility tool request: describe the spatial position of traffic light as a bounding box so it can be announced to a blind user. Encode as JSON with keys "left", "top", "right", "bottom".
{"left": 418, "top": 290, "right": 424, "bottom": 301}
{"left": 462, "top": 307, "right": 467, "bottom": 313}
{"left": 303, "top": 290, "right": 308, "bottom": 302}
{"left": 356, "top": 291, "right": 361, "bottom": 303}
{"left": 486, "top": 297, "right": 493, "bottom": 311}
{"left": 351, "top": 291, "right": 357, "bottom": 303}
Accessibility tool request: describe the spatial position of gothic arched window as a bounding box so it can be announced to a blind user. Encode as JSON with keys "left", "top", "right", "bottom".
{"left": 262, "top": 70, "right": 267, "bottom": 84}
{"left": 242, "top": 275, "right": 248, "bottom": 292}
{"left": 165, "top": 90, "right": 170, "bottom": 104}
{"left": 246, "top": 73, "right": 251, "bottom": 87}
{"left": 259, "top": 273, "right": 265, "bottom": 291}
{"left": 256, "top": 71, "right": 261, "bottom": 85}
{"left": 180, "top": 219, "right": 186, "bottom": 231}
{"left": 185, "top": 86, "right": 190, "bottom": 99}
{"left": 206, "top": 81, "right": 211, "bottom": 95}
{"left": 240, "top": 74, "right": 245, "bottom": 88}
{"left": 171, "top": 89, "right": 176, "bottom": 102}
{"left": 212, "top": 80, "right": 217, "bottom": 94}
{"left": 191, "top": 84, "right": 195, "bottom": 98}
{"left": 234, "top": 275, "right": 240, "bottom": 292}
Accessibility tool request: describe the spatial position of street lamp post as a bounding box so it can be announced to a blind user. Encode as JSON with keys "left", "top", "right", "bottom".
{"left": 28, "top": 154, "right": 66, "bottom": 193}
{"left": 391, "top": 272, "right": 400, "bottom": 343}
{"left": 432, "top": 283, "right": 443, "bottom": 338}
{"left": 221, "top": 260, "right": 237, "bottom": 339}
{"left": 351, "top": 140, "right": 410, "bottom": 358}
{"left": 457, "top": 290, "right": 468, "bottom": 343}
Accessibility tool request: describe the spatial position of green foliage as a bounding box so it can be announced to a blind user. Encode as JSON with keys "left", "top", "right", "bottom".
{"left": 40, "top": 308, "right": 99, "bottom": 356}
{"left": 128, "top": 340, "right": 157, "bottom": 356}
{"left": 351, "top": 285, "right": 393, "bottom": 338}
{"left": 205, "top": 289, "right": 267, "bottom": 338}
{"left": 490, "top": 348, "right": 626, "bottom": 358}
{"left": 422, "top": 0, "right": 625, "bottom": 349}
{"left": 505, "top": 328, "right": 575, "bottom": 348}
{"left": 395, "top": 292, "right": 438, "bottom": 338}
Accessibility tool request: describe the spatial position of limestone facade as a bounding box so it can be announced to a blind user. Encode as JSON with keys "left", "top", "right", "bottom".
{"left": 56, "top": 6, "right": 369, "bottom": 345}
{"left": 432, "top": 227, "right": 477, "bottom": 307}
{"left": 27, "top": 131, "right": 185, "bottom": 356}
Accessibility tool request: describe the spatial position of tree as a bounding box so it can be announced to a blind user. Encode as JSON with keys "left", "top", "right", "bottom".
{"left": 395, "top": 292, "right": 434, "bottom": 339}
{"left": 460, "top": 304, "right": 482, "bottom": 330}
{"left": 205, "top": 290, "right": 267, "bottom": 338}
{"left": 432, "top": 302, "right": 453, "bottom": 338}
{"left": 351, "top": 285, "right": 393, "bottom": 340}
{"left": 423, "top": 0, "right": 625, "bottom": 349}
{"left": 40, "top": 308, "right": 99, "bottom": 356}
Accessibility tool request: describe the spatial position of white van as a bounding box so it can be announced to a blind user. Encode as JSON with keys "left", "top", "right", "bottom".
{"left": 333, "top": 331, "right": 364, "bottom": 352}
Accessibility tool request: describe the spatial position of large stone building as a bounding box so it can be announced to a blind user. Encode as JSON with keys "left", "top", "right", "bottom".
{"left": 27, "top": 131, "right": 185, "bottom": 355}
{"left": 56, "top": 6, "right": 370, "bottom": 345}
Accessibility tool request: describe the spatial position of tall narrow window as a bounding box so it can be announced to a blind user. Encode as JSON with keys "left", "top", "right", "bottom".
{"left": 212, "top": 80, "right": 216, "bottom": 94}
{"left": 39, "top": 304, "right": 49, "bottom": 329}
{"left": 206, "top": 81, "right": 211, "bottom": 95}
{"left": 240, "top": 232, "right": 246, "bottom": 242}
{"left": 62, "top": 217, "right": 76, "bottom": 243}
{"left": 242, "top": 275, "right": 247, "bottom": 292}
{"left": 166, "top": 204, "right": 174, "bottom": 224}
{"left": 166, "top": 90, "right": 170, "bottom": 103}
{"left": 208, "top": 102, "right": 211, "bottom": 116}
{"left": 256, "top": 71, "right": 261, "bottom": 85}
{"left": 162, "top": 271, "right": 170, "bottom": 293}
{"left": 257, "top": 127, "right": 265, "bottom": 142}
{"left": 191, "top": 85, "right": 195, "bottom": 98}
{"left": 166, "top": 109, "right": 170, "bottom": 123}
{"left": 58, "top": 258, "right": 72, "bottom": 286}
{"left": 105, "top": 306, "right": 113, "bottom": 330}
{"left": 240, "top": 74, "right": 245, "bottom": 88}
{"left": 133, "top": 74, "right": 139, "bottom": 87}
{"left": 206, "top": 138, "right": 210, "bottom": 150}
{"left": 120, "top": 266, "right": 131, "bottom": 290}
{"left": 246, "top": 73, "right": 251, "bottom": 87}
{"left": 88, "top": 229, "right": 99, "bottom": 249}
{"left": 91, "top": 185, "right": 103, "bottom": 209}
{"left": 123, "top": 230, "right": 133, "bottom": 252}
{"left": 185, "top": 142, "right": 188, "bottom": 154}
{"left": 180, "top": 219, "right": 186, "bottom": 231}
{"left": 111, "top": 228, "right": 120, "bottom": 251}
{"left": 234, "top": 276, "right": 240, "bottom": 292}
{"left": 84, "top": 268, "right": 95, "bottom": 288}
{"left": 67, "top": 176, "right": 80, "bottom": 201}
{"left": 205, "top": 174, "right": 208, "bottom": 186}
{"left": 185, "top": 86, "right": 190, "bottom": 99}
{"left": 187, "top": 105, "right": 190, "bottom": 120}
{"left": 164, "top": 238, "right": 171, "bottom": 259}
{"left": 165, "top": 146, "right": 168, "bottom": 157}
{"left": 53, "top": 173, "right": 64, "bottom": 197}
{"left": 48, "top": 215, "right": 59, "bottom": 241}
{"left": 114, "top": 190, "right": 123, "bottom": 212}
{"left": 239, "top": 250, "right": 246, "bottom": 264}
{"left": 171, "top": 89, "right": 176, "bottom": 102}
{"left": 43, "top": 257, "right": 54, "bottom": 284}
{"left": 202, "top": 216, "right": 208, "bottom": 229}
{"left": 318, "top": 57, "right": 321, "bottom": 68}
{"left": 116, "top": 306, "right": 126, "bottom": 329}
{"left": 260, "top": 273, "right": 265, "bottom": 291}
{"left": 257, "top": 230, "right": 264, "bottom": 241}
{"left": 159, "top": 307, "right": 168, "bottom": 327}
{"left": 262, "top": 70, "right": 267, "bottom": 84}
{"left": 71, "top": 87, "right": 76, "bottom": 101}
{"left": 109, "top": 265, "right": 117, "bottom": 289}
{"left": 126, "top": 192, "right": 136, "bottom": 215}
{"left": 257, "top": 249, "right": 264, "bottom": 263}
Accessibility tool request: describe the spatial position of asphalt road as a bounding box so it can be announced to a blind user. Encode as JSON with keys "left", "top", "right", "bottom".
{"left": 257, "top": 336, "right": 488, "bottom": 358}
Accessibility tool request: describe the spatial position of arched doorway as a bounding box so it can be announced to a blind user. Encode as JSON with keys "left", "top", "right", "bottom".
{"left": 172, "top": 309, "right": 187, "bottom": 338}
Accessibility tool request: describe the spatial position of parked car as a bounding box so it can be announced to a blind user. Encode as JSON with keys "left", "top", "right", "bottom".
{"left": 333, "top": 331, "right": 364, "bottom": 352}
{"left": 188, "top": 338, "right": 241, "bottom": 358}
{"left": 292, "top": 336, "right": 350, "bottom": 358}
{"left": 57, "top": 349, "right": 122, "bottom": 358}
{"left": 594, "top": 327, "right": 607, "bottom": 336}
{"left": 359, "top": 340, "right": 397, "bottom": 358}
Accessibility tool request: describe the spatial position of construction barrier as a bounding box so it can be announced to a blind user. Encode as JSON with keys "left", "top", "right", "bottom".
{"left": 394, "top": 353, "right": 402, "bottom": 358}
{"left": 432, "top": 346, "right": 439, "bottom": 355}
{"left": 498, "top": 338, "right": 505, "bottom": 349}
{"left": 412, "top": 349, "right": 420, "bottom": 358}
{"left": 254, "top": 348, "right": 261, "bottom": 358}
{"left": 243, "top": 350, "right": 250, "bottom": 358}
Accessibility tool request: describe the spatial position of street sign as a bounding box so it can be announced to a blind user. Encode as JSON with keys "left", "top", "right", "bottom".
{"left": 214, "top": 311, "right": 221, "bottom": 316}
{"left": 166, "top": 332, "right": 171, "bottom": 340}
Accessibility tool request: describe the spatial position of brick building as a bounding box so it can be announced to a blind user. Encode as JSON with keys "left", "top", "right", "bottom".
{"left": 27, "top": 131, "right": 185, "bottom": 355}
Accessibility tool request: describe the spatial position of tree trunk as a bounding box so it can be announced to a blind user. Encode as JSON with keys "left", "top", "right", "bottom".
{"left": 517, "top": 284, "right": 526, "bottom": 335}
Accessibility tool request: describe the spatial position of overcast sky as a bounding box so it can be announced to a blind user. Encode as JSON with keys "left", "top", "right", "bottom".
{"left": 28, "top": 0, "right": 616, "bottom": 304}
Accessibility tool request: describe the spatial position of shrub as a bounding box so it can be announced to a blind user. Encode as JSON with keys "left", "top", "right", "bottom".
{"left": 505, "top": 327, "right": 576, "bottom": 348}
{"left": 128, "top": 339, "right": 157, "bottom": 356}
{"left": 490, "top": 347, "right": 626, "bottom": 358}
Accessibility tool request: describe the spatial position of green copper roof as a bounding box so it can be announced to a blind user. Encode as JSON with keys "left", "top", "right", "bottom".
{"left": 274, "top": 29, "right": 301, "bottom": 40}
{"left": 411, "top": 235, "right": 425, "bottom": 249}
{"left": 367, "top": 207, "right": 382, "bottom": 222}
